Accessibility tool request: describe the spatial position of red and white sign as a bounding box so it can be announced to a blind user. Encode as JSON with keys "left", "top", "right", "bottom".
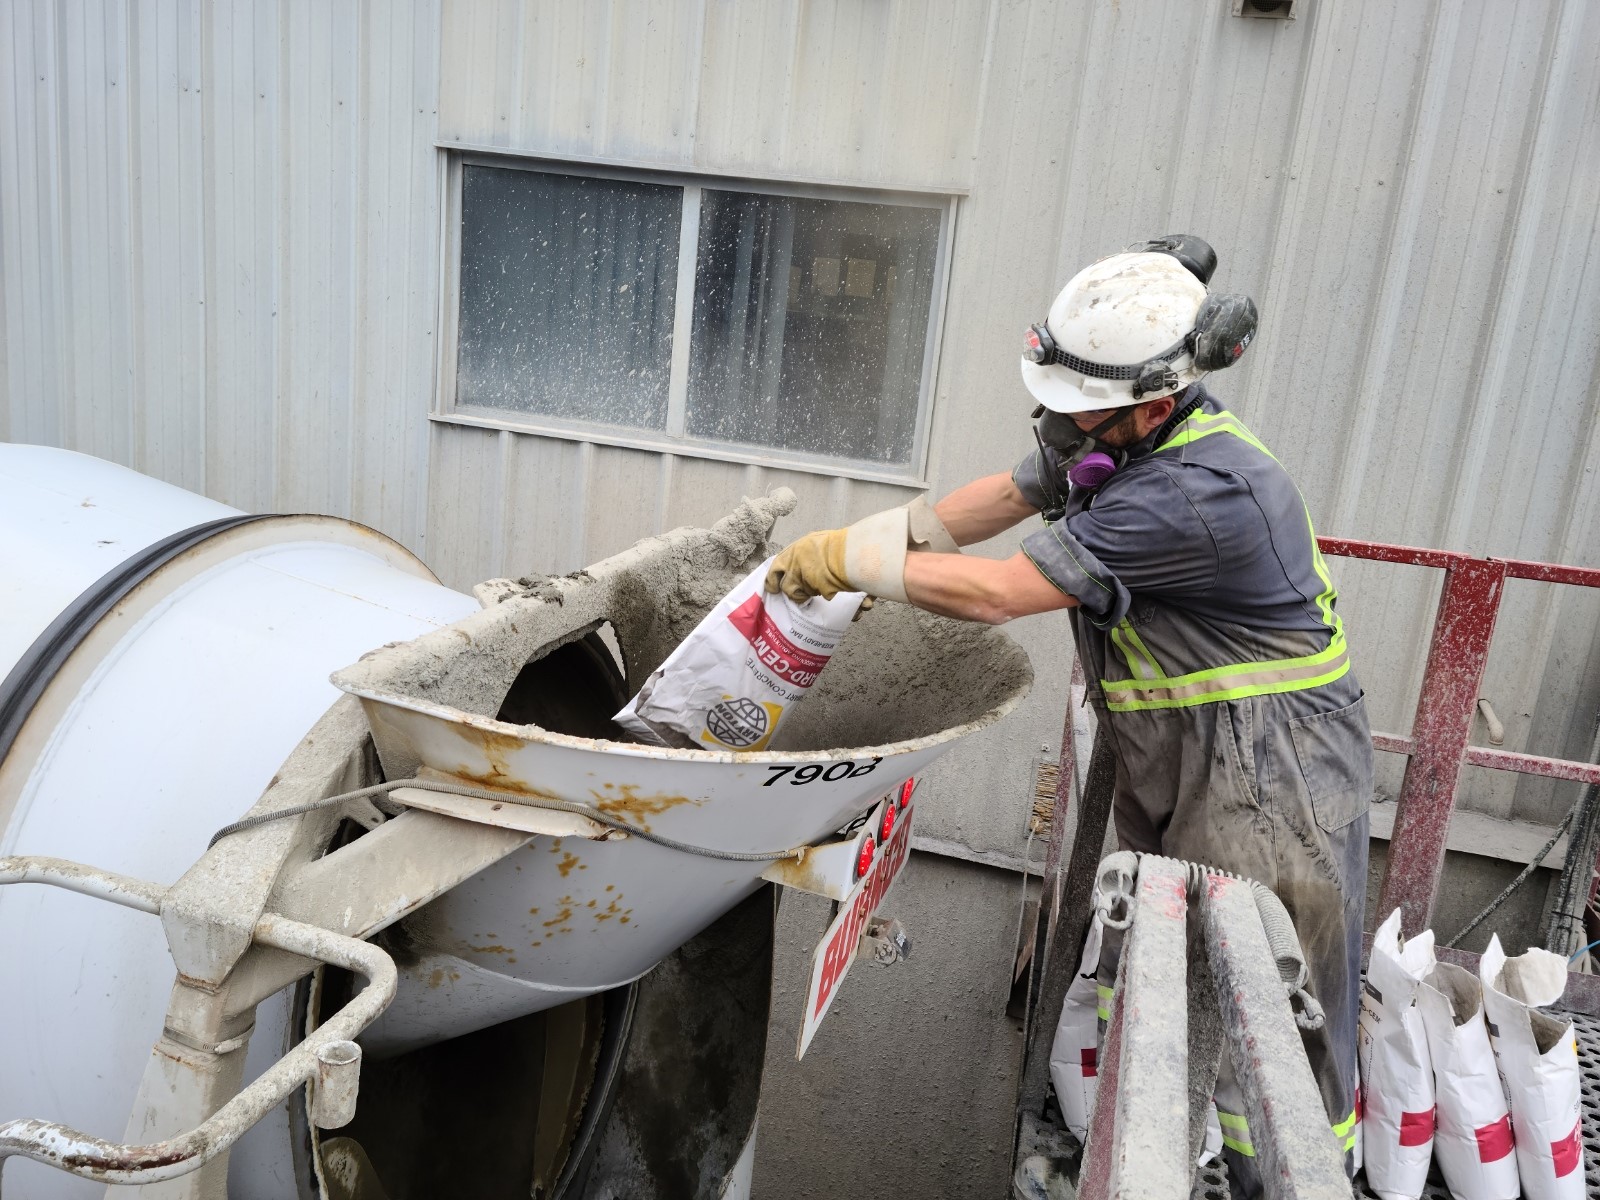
{"left": 797, "top": 799, "right": 915, "bottom": 1058}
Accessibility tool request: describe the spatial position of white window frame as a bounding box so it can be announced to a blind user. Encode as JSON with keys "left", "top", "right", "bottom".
{"left": 432, "top": 149, "right": 959, "bottom": 487}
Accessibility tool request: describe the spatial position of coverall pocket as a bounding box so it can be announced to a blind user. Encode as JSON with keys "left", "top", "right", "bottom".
{"left": 1288, "top": 694, "right": 1373, "bottom": 833}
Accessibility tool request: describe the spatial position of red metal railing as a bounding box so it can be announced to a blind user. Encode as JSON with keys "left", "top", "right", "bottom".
{"left": 1317, "top": 538, "right": 1600, "bottom": 938}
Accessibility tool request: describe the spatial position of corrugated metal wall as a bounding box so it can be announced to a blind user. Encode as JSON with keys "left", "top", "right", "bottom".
{"left": 4, "top": 0, "right": 1599, "bottom": 861}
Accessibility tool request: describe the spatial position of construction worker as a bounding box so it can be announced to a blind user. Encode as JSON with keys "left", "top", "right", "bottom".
{"left": 766, "top": 238, "right": 1371, "bottom": 1196}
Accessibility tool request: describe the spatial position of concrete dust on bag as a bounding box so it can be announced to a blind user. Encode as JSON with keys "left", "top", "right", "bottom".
{"left": 613, "top": 556, "right": 864, "bottom": 751}
{"left": 1416, "top": 960, "right": 1520, "bottom": 1200}
{"left": 1359, "top": 908, "right": 1437, "bottom": 1200}
{"left": 1049, "top": 889, "right": 1220, "bottom": 1164}
{"left": 1047, "top": 904, "right": 1106, "bottom": 1141}
{"left": 1479, "top": 935, "right": 1586, "bottom": 1200}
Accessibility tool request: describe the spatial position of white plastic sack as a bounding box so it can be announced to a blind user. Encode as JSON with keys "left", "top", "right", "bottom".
{"left": 1479, "top": 935, "right": 1586, "bottom": 1200}
{"left": 1047, "top": 910, "right": 1105, "bottom": 1140}
{"left": 1046, "top": 908, "right": 1223, "bottom": 1168}
{"left": 613, "top": 557, "right": 863, "bottom": 751}
{"left": 1359, "top": 908, "right": 1436, "bottom": 1200}
{"left": 1416, "top": 960, "right": 1519, "bottom": 1200}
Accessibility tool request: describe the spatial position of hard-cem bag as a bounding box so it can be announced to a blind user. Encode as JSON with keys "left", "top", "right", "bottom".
{"left": 1048, "top": 908, "right": 1106, "bottom": 1140}
{"left": 1416, "top": 961, "right": 1519, "bottom": 1200}
{"left": 1479, "top": 936, "right": 1585, "bottom": 1200}
{"left": 1359, "top": 908, "right": 1436, "bottom": 1200}
{"left": 614, "top": 557, "right": 863, "bottom": 751}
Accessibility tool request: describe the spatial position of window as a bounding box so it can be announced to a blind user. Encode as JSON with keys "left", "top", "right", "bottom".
{"left": 443, "top": 157, "right": 952, "bottom": 479}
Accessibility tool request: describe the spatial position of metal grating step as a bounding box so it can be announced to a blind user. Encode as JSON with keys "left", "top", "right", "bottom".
{"left": 1189, "top": 1008, "right": 1600, "bottom": 1199}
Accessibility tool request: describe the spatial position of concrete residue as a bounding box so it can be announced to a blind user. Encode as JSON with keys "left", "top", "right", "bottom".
{"left": 333, "top": 486, "right": 1032, "bottom": 765}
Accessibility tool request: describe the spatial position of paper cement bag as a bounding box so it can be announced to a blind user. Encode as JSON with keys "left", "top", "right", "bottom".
{"left": 1479, "top": 935, "right": 1585, "bottom": 1200}
{"left": 1045, "top": 908, "right": 1223, "bottom": 1168}
{"left": 1047, "top": 910, "right": 1106, "bottom": 1140}
{"left": 1359, "top": 908, "right": 1437, "bottom": 1200}
{"left": 614, "top": 557, "right": 863, "bottom": 751}
{"left": 1200, "top": 1103, "right": 1223, "bottom": 1168}
{"left": 1416, "top": 961, "right": 1519, "bottom": 1200}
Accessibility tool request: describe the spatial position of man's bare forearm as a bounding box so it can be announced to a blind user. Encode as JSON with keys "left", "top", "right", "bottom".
{"left": 933, "top": 473, "right": 1039, "bottom": 546}
{"left": 903, "top": 550, "right": 1077, "bottom": 624}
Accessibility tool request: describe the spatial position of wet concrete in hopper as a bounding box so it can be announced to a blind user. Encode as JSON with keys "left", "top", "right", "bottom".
{"left": 333, "top": 488, "right": 1032, "bottom": 761}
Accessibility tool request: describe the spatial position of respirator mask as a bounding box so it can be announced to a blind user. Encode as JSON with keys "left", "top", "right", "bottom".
{"left": 1033, "top": 405, "right": 1131, "bottom": 491}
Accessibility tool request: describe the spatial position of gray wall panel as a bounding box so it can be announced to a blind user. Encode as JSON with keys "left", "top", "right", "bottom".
{"left": 5, "top": 0, "right": 1600, "bottom": 866}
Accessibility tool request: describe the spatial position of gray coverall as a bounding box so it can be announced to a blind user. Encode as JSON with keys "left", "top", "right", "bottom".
{"left": 1013, "top": 388, "right": 1371, "bottom": 1194}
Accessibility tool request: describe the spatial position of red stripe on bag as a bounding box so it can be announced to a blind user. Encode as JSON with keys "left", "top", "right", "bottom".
{"left": 1552, "top": 1120, "right": 1581, "bottom": 1177}
{"left": 1398, "top": 1107, "right": 1435, "bottom": 1147}
{"left": 1080, "top": 1047, "right": 1097, "bottom": 1077}
{"left": 726, "top": 594, "right": 830, "bottom": 686}
{"left": 1474, "top": 1115, "right": 1513, "bottom": 1163}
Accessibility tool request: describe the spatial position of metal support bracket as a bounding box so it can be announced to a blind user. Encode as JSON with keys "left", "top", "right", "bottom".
{"left": 1078, "top": 856, "right": 1193, "bottom": 1200}
{"left": 1200, "top": 873, "right": 1349, "bottom": 1197}
{"left": 0, "top": 856, "right": 398, "bottom": 1194}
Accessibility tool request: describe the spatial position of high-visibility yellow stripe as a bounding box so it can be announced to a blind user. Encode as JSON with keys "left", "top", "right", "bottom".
{"left": 1102, "top": 631, "right": 1347, "bottom": 692}
{"left": 1104, "top": 650, "right": 1351, "bottom": 712}
{"left": 1110, "top": 618, "right": 1160, "bottom": 680}
{"left": 1216, "top": 1109, "right": 1256, "bottom": 1156}
{"left": 1122, "top": 621, "right": 1161, "bottom": 677}
{"left": 1333, "top": 1103, "right": 1360, "bottom": 1153}
{"left": 1096, "top": 983, "right": 1113, "bottom": 1021}
{"left": 1102, "top": 410, "right": 1348, "bottom": 711}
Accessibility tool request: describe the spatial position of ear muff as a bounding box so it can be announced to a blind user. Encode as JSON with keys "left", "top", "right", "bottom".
{"left": 1128, "top": 234, "right": 1218, "bottom": 285}
{"left": 1191, "top": 293, "right": 1258, "bottom": 371}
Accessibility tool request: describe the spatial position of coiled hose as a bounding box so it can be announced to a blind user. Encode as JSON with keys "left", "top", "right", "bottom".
{"left": 1093, "top": 850, "right": 1325, "bottom": 1031}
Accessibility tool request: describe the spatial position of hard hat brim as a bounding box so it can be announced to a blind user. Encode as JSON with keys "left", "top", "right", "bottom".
{"left": 1020, "top": 357, "right": 1138, "bottom": 414}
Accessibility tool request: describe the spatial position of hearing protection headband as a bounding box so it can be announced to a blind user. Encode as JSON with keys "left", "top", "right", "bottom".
{"left": 1022, "top": 234, "right": 1259, "bottom": 399}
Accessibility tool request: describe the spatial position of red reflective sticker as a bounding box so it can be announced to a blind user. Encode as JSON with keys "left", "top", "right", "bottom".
{"left": 1552, "top": 1120, "right": 1581, "bottom": 1177}
{"left": 1474, "top": 1115, "right": 1513, "bottom": 1163}
{"left": 1079, "top": 1047, "right": 1097, "bottom": 1077}
{"left": 1398, "top": 1107, "right": 1435, "bottom": 1148}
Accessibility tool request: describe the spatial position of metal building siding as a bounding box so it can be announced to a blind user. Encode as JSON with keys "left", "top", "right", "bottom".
{"left": 437, "top": 0, "right": 989, "bottom": 188}
{"left": 1, "top": 0, "right": 442, "bottom": 536}
{"left": 4, "top": 0, "right": 1600, "bottom": 857}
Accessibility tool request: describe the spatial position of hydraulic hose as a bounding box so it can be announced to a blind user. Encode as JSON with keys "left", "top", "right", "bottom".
{"left": 207, "top": 775, "right": 826, "bottom": 863}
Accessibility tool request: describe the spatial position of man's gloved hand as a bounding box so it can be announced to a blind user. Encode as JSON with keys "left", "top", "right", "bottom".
{"left": 764, "top": 497, "right": 959, "bottom": 606}
{"left": 765, "top": 528, "right": 851, "bottom": 603}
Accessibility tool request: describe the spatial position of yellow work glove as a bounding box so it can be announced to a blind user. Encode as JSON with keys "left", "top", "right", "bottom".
{"left": 765, "top": 528, "right": 851, "bottom": 602}
{"left": 766, "top": 499, "right": 958, "bottom": 607}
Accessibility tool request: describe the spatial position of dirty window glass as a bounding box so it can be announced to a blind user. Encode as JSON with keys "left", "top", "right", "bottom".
{"left": 686, "top": 192, "right": 940, "bottom": 466}
{"left": 456, "top": 166, "right": 681, "bottom": 429}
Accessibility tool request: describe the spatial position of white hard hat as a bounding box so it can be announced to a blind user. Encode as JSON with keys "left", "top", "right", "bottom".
{"left": 1020, "top": 252, "right": 1209, "bottom": 414}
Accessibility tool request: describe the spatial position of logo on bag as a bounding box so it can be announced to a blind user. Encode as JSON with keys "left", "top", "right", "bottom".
{"left": 726, "top": 594, "right": 831, "bottom": 687}
{"left": 706, "top": 698, "right": 770, "bottom": 747}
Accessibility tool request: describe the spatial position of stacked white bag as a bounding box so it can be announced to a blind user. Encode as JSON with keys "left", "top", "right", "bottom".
{"left": 1415, "top": 960, "right": 1519, "bottom": 1199}
{"left": 1479, "top": 935, "right": 1586, "bottom": 1199}
{"left": 1047, "top": 905, "right": 1107, "bottom": 1141}
{"left": 1359, "top": 909, "right": 1437, "bottom": 1200}
{"left": 1046, "top": 898, "right": 1222, "bottom": 1166}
